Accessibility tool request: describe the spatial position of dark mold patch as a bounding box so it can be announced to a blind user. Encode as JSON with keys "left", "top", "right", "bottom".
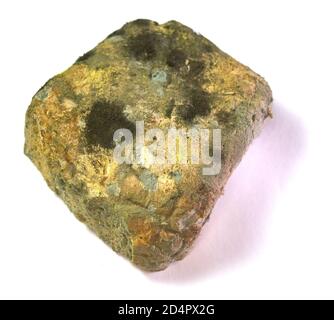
{"left": 176, "top": 104, "right": 195, "bottom": 122}
{"left": 128, "top": 32, "right": 161, "bottom": 60}
{"left": 86, "top": 197, "right": 113, "bottom": 220}
{"left": 216, "top": 109, "right": 238, "bottom": 127}
{"left": 76, "top": 49, "right": 96, "bottom": 63}
{"left": 166, "top": 49, "right": 187, "bottom": 69}
{"left": 188, "top": 60, "right": 205, "bottom": 77}
{"left": 107, "top": 28, "right": 125, "bottom": 38}
{"left": 131, "top": 19, "right": 159, "bottom": 27}
{"left": 203, "top": 43, "right": 214, "bottom": 53}
{"left": 85, "top": 100, "right": 135, "bottom": 149}
{"left": 36, "top": 79, "right": 52, "bottom": 95}
{"left": 177, "top": 89, "right": 211, "bottom": 122}
{"left": 190, "top": 89, "right": 211, "bottom": 117}
{"left": 165, "top": 99, "right": 175, "bottom": 118}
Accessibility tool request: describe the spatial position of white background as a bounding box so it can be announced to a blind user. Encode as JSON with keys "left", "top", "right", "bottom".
{"left": 0, "top": 0, "right": 333, "bottom": 300}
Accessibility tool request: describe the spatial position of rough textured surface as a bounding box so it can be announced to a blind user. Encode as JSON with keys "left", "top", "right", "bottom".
{"left": 24, "top": 19, "right": 273, "bottom": 271}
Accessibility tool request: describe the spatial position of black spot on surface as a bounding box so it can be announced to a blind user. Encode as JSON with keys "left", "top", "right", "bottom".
{"left": 128, "top": 32, "right": 161, "bottom": 60}
{"left": 177, "top": 89, "right": 211, "bottom": 122}
{"left": 85, "top": 101, "right": 135, "bottom": 149}
{"left": 252, "top": 114, "right": 256, "bottom": 122}
{"left": 166, "top": 49, "right": 187, "bottom": 69}
{"left": 76, "top": 49, "right": 96, "bottom": 63}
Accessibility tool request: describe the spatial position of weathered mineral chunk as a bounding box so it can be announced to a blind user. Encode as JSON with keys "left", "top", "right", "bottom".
{"left": 24, "top": 19, "right": 272, "bottom": 271}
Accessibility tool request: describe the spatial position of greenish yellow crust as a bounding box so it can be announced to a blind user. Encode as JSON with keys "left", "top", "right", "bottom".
{"left": 24, "top": 19, "right": 272, "bottom": 271}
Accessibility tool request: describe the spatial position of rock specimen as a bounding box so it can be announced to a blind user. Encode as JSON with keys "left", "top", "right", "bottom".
{"left": 24, "top": 19, "right": 272, "bottom": 271}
